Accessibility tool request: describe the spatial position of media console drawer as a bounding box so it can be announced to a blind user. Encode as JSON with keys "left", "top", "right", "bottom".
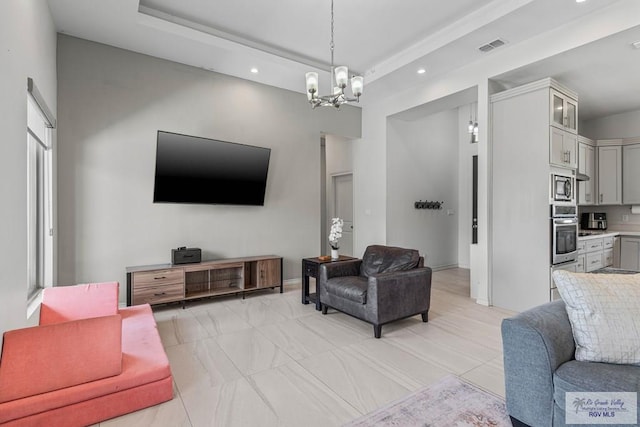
{"left": 133, "top": 269, "right": 183, "bottom": 288}
{"left": 133, "top": 282, "right": 184, "bottom": 305}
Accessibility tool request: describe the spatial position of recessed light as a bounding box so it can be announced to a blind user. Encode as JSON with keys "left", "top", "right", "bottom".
{"left": 417, "top": 68, "right": 426, "bottom": 75}
{"left": 250, "top": 67, "right": 259, "bottom": 74}
{"left": 575, "top": 0, "right": 587, "bottom": 3}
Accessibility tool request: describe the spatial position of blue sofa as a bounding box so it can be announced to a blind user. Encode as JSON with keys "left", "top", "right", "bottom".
{"left": 501, "top": 300, "right": 640, "bottom": 427}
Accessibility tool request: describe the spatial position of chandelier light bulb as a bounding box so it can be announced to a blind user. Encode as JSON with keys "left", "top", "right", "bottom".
{"left": 473, "top": 123, "right": 479, "bottom": 137}
{"left": 305, "top": 72, "right": 319, "bottom": 95}
{"left": 468, "top": 120, "right": 474, "bottom": 134}
{"left": 351, "top": 75, "right": 363, "bottom": 97}
{"left": 334, "top": 66, "right": 349, "bottom": 88}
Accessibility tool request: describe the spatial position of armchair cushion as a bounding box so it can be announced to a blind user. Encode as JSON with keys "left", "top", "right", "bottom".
{"left": 361, "top": 245, "right": 420, "bottom": 277}
{"left": 324, "top": 276, "right": 368, "bottom": 304}
{"left": 553, "top": 360, "right": 640, "bottom": 415}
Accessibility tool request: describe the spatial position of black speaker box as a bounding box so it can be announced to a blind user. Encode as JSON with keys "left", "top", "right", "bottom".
{"left": 171, "top": 247, "right": 202, "bottom": 265}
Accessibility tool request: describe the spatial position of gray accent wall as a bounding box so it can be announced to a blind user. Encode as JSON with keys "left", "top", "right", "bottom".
{"left": 386, "top": 109, "right": 459, "bottom": 268}
{"left": 56, "top": 35, "right": 360, "bottom": 301}
{"left": 0, "top": 1, "right": 57, "bottom": 346}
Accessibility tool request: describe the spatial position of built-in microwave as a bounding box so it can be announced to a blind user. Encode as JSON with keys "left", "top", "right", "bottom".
{"left": 551, "top": 173, "right": 575, "bottom": 203}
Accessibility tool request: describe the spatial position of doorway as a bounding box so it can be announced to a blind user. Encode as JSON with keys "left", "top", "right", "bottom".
{"left": 332, "top": 173, "right": 353, "bottom": 256}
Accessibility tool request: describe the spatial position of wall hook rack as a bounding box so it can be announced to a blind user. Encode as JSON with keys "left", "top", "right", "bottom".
{"left": 414, "top": 200, "right": 444, "bottom": 210}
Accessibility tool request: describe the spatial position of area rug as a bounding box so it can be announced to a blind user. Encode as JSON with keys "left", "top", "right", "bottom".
{"left": 343, "top": 375, "right": 511, "bottom": 427}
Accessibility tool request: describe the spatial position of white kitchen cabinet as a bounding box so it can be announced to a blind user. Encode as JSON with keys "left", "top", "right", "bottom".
{"left": 620, "top": 237, "right": 640, "bottom": 270}
{"left": 623, "top": 143, "right": 640, "bottom": 204}
{"left": 604, "top": 249, "right": 614, "bottom": 267}
{"left": 578, "top": 236, "right": 614, "bottom": 272}
{"left": 550, "top": 88, "right": 578, "bottom": 134}
{"left": 550, "top": 127, "right": 577, "bottom": 169}
{"left": 577, "top": 140, "right": 595, "bottom": 205}
{"left": 598, "top": 145, "right": 622, "bottom": 205}
{"left": 585, "top": 252, "right": 603, "bottom": 272}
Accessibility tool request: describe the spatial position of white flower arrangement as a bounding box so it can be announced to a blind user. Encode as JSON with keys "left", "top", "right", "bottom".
{"left": 329, "top": 217, "right": 344, "bottom": 250}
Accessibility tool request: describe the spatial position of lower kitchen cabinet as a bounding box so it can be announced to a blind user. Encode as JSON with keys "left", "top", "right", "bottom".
{"left": 577, "top": 235, "right": 614, "bottom": 273}
{"left": 620, "top": 237, "right": 640, "bottom": 271}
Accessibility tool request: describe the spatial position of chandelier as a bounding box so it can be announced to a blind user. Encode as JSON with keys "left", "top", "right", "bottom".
{"left": 305, "top": 0, "right": 363, "bottom": 109}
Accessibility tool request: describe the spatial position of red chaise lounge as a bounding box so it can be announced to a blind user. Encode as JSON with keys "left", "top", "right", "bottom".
{"left": 0, "top": 282, "right": 173, "bottom": 426}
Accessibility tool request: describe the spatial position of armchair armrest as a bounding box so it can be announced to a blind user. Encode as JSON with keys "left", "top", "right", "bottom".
{"left": 501, "top": 300, "right": 575, "bottom": 427}
{"left": 319, "top": 259, "right": 362, "bottom": 282}
{"left": 0, "top": 314, "right": 122, "bottom": 403}
{"left": 367, "top": 267, "right": 432, "bottom": 324}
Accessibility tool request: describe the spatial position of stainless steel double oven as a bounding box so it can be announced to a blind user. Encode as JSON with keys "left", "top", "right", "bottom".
{"left": 551, "top": 204, "right": 578, "bottom": 265}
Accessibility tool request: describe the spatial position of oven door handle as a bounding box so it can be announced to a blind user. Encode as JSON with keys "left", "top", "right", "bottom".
{"left": 564, "top": 180, "right": 572, "bottom": 198}
{"left": 554, "top": 218, "right": 578, "bottom": 225}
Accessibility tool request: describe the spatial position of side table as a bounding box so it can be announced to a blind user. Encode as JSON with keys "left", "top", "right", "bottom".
{"left": 301, "top": 255, "right": 356, "bottom": 311}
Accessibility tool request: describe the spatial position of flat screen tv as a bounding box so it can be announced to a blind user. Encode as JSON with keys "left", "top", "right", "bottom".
{"left": 153, "top": 131, "right": 271, "bottom": 206}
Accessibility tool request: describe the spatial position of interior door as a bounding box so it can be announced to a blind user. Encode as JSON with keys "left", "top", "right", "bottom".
{"left": 333, "top": 173, "right": 353, "bottom": 256}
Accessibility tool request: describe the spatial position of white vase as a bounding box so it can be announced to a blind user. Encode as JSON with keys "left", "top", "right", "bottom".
{"left": 331, "top": 248, "right": 339, "bottom": 261}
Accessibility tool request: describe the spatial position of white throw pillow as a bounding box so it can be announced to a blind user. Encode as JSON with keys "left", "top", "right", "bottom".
{"left": 552, "top": 270, "right": 640, "bottom": 365}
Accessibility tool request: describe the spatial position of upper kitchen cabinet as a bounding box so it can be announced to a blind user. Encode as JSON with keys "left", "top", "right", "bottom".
{"left": 550, "top": 88, "right": 578, "bottom": 134}
{"left": 550, "top": 127, "right": 577, "bottom": 169}
{"left": 577, "top": 136, "right": 595, "bottom": 205}
{"left": 598, "top": 142, "right": 622, "bottom": 205}
{"left": 623, "top": 141, "right": 640, "bottom": 204}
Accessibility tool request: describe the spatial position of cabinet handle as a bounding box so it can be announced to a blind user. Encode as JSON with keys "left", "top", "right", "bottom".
{"left": 600, "top": 194, "right": 603, "bottom": 203}
{"left": 153, "top": 292, "right": 167, "bottom": 296}
{"left": 154, "top": 276, "right": 166, "bottom": 280}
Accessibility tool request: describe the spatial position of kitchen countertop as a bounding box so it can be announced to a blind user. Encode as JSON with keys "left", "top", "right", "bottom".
{"left": 578, "top": 230, "right": 640, "bottom": 240}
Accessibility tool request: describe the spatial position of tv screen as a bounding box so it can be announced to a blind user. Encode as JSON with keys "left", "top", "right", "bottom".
{"left": 153, "top": 131, "right": 271, "bottom": 206}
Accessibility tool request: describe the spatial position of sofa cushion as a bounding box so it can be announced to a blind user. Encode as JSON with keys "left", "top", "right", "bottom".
{"left": 40, "top": 282, "right": 119, "bottom": 325}
{"left": 361, "top": 245, "right": 420, "bottom": 278}
{"left": 325, "top": 276, "right": 368, "bottom": 304}
{"left": 553, "top": 360, "right": 640, "bottom": 413}
{"left": 552, "top": 270, "right": 640, "bottom": 365}
{"left": 0, "top": 314, "right": 123, "bottom": 404}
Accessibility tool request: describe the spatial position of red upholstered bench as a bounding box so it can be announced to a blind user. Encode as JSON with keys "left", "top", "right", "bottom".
{"left": 0, "top": 282, "right": 173, "bottom": 426}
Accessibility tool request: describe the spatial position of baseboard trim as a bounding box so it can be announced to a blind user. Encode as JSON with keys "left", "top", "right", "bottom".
{"left": 284, "top": 278, "right": 301, "bottom": 287}
{"left": 430, "top": 264, "right": 459, "bottom": 272}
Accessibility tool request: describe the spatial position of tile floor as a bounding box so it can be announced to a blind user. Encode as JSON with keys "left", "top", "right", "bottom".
{"left": 100, "top": 268, "right": 515, "bottom": 427}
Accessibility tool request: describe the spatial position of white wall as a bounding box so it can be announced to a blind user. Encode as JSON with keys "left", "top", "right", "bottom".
{"left": 581, "top": 108, "right": 640, "bottom": 140}
{"left": 0, "top": 1, "right": 57, "bottom": 344}
{"left": 56, "top": 36, "right": 361, "bottom": 301}
{"left": 386, "top": 110, "right": 459, "bottom": 268}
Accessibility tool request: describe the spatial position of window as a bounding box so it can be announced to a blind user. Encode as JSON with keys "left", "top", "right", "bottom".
{"left": 27, "top": 79, "right": 55, "bottom": 300}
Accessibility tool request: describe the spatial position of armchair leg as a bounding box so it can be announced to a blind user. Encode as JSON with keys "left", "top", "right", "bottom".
{"left": 373, "top": 324, "right": 382, "bottom": 339}
{"left": 421, "top": 311, "right": 428, "bottom": 322}
{"left": 321, "top": 304, "right": 328, "bottom": 315}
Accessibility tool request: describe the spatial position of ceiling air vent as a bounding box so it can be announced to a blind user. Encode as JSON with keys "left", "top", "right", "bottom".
{"left": 478, "top": 38, "right": 507, "bottom": 53}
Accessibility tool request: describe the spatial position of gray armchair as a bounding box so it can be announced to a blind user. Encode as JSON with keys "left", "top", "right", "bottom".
{"left": 319, "top": 245, "right": 432, "bottom": 338}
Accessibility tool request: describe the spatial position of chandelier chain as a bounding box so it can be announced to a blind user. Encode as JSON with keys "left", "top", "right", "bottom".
{"left": 330, "top": 0, "right": 335, "bottom": 71}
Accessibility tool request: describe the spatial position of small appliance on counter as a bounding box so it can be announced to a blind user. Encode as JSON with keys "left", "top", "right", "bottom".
{"left": 580, "top": 212, "right": 607, "bottom": 230}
